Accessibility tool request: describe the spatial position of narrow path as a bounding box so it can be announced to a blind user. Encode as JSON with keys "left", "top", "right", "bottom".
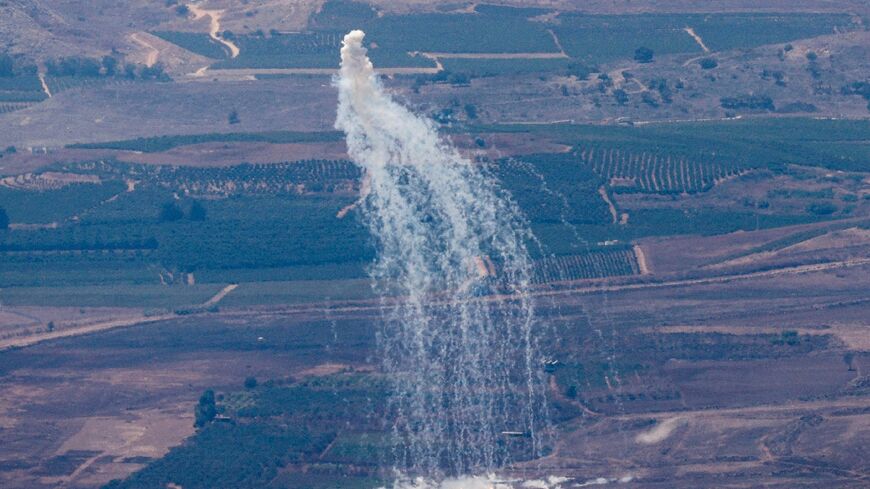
{"left": 633, "top": 244, "right": 650, "bottom": 275}
{"left": 130, "top": 33, "right": 159, "bottom": 67}
{"left": 547, "top": 28, "right": 567, "bottom": 57}
{"left": 4, "top": 258, "right": 867, "bottom": 351}
{"left": 598, "top": 186, "right": 618, "bottom": 224}
{"left": 188, "top": 3, "right": 240, "bottom": 58}
{"left": 200, "top": 283, "right": 237, "bottom": 308}
{"left": 0, "top": 313, "right": 175, "bottom": 351}
{"left": 684, "top": 27, "right": 710, "bottom": 53}
{"left": 38, "top": 72, "right": 52, "bottom": 98}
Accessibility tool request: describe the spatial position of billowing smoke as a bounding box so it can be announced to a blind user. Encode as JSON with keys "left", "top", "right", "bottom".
{"left": 335, "top": 30, "right": 548, "bottom": 479}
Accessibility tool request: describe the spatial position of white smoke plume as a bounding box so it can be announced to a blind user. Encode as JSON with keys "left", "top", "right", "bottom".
{"left": 335, "top": 30, "right": 549, "bottom": 479}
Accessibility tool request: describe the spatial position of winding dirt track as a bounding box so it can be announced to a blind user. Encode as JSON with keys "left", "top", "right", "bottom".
{"left": 188, "top": 3, "right": 240, "bottom": 58}
{"left": 130, "top": 33, "right": 160, "bottom": 67}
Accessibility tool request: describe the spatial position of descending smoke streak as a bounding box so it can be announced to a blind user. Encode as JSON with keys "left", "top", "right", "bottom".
{"left": 335, "top": 30, "right": 548, "bottom": 478}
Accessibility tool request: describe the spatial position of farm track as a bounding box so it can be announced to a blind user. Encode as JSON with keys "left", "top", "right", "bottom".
{"left": 2, "top": 255, "right": 866, "bottom": 351}
{"left": 0, "top": 284, "right": 237, "bottom": 351}
{"left": 188, "top": 3, "right": 239, "bottom": 58}
{"left": 37, "top": 72, "right": 51, "bottom": 98}
{"left": 130, "top": 33, "right": 160, "bottom": 67}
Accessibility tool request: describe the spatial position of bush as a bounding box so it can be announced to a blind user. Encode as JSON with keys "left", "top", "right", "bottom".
{"left": 720, "top": 94, "right": 775, "bottom": 111}
{"left": 194, "top": 389, "right": 217, "bottom": 427}
{"left": 159, "top": 201, "right": 184, "bottom": 222}
{"left": 189, "top": 200, "right": 207, "bottom": 221}
{"left": 0, "top": 54, "right": 13, "bottom": 77}
{"left": 228, "top": 109, "right": 240, "bottom": 125}
{"left": 699, "top": 58, "right": 718, "bottom": 69}
{"left": 806, "top": 202, "right": 837, "bottom": 215}
{"left": 244, "top": 376, "right": 258, "bottom": 389}
{"left": 613, "top": 88, "right": 629, "bottom": 105}
{"left": 634, "top": 47, "right": 654, "bottom": 63}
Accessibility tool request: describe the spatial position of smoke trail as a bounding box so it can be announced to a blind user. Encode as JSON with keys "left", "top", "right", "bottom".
{"left": 335, "top": 30, "right": 548, "bottom": 478}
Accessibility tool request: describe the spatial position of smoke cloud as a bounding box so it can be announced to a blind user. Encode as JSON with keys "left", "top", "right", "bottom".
{"left": 335, "top": 30, "right": 548, "bottom": 479}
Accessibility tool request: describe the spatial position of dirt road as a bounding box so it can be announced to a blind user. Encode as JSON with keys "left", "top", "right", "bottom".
{"left": 188, "top": 3, "right": 240, "bottom": 58}
{"left": 130, "top": 33, "right": 160, "bottom": 67}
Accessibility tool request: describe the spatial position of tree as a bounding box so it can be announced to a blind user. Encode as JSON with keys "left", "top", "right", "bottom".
{"left": 843, "top": 352, "right": 855, "bottom": 371}
{"left": 189, "top": 200, "right": 207, "bottom": 221}
{"left": 565, "top": 385, "right": 578, "bottom": 399}
{"left": 124, "top": 63, "right": 137, "bottom": 79}
{"left": 228, "top": 109, "right": 240, "bottom": 124}
{"left": 159, "top": 201, "right": 184, "bottom": 222}
{"left": 102, "top": 55, "right": 118, "bottom": 76}
{"left": 463, "top": 103, "right": 477, "bottom": 120}
{"left": 0, "top": 207, "right": 8, "bottom": 230}
{"left": 699, "top": 58, "right": 718, "bottom": 70}
{"left": 244, "top": 376, "right": 258, "bottom": 389}
{"left": 175, "top": 4, "right": 189, "bottom": 16}
{"left": 0, "top": 54, "right": 13, "bottom": 77}
{"left": 613, "top": 88, "right": 629, "bottom": 105}
{"left": 634, "top": 47, "right": 654, "bottom": 63}
{"left": 194, "top": 389, "right": 217, "bottom": 427}
{"left": 47, "top": 321, "right": 55, "bottom": 332}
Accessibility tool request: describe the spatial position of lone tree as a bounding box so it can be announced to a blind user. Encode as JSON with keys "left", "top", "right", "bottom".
{"left": 244, "top": 376, "right": 258, "bottom": 389}
{"left": 228, "top": 109, "right": 240, "bottom": 125}
{"left": 699, "top": 58, "right": 718, "bottom": 70}
{"left": 0, "top": 207, "right": 8, "bottom": 230}
{"left": 634, "top": 46, "right": 654, "bottom": 63}
{"left": 159, "top": 201, "right": 184, "bottom": 222}
{"left": 844, "top": 352, "right": 855, "bottom": 371}
{"left": 189, "top": 200, "right": 207, "bottom": 221}
{"left": 194, "top": 389, "right": 217, "bottom": 427}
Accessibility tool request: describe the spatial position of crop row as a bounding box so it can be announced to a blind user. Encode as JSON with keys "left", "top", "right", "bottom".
{"left": 532, "top": 248, "right": 640, "bottom": 283}
{"left": 574, "top": 146, "right": 748, "bottom": 194}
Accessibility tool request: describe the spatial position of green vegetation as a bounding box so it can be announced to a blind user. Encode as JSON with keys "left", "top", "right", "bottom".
{"left": 692, "top": 13, "right": 852, "bottom": 51}
{"left": 68, "top": 131, "right": 343, "bottom": 152}
{"left": 553, "top": 13, "right": 853, "bottom": 65}
{"left": 553, "top": 14, "right": 701, "bottom": 64}
{"left": 0, "top": 181, "right": 126, "bottom": 223}
{"left": 0, "top": 283, "right": 223, "bottom": 308}
{"left": 438, "top": 58, "right": 589, "bottom": 78}
{"left": 151, "top": 31, "right": 230, "bottom": 59}
{"left": 104, "top": 375, "right": 389, "bottom": 489}
{"left": 475, "top": 118, "right": 870, "bottom": 173}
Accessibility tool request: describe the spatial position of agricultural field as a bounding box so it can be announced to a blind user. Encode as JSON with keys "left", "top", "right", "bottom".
{"left": 1, "top": 2, "right": 869, "bottom": 489}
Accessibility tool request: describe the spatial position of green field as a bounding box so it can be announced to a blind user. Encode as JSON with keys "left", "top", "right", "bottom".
{"left": 0, "top": 283, "right": 223, "bottom": 308}
{"left": 67, "top": 131, "right": 344, "bottom": 152}
{"left": 2, "top": 118, "right": 862, "bottom": 298}
{"left": 151, "top": 31, "right": 231, "bottom": 59}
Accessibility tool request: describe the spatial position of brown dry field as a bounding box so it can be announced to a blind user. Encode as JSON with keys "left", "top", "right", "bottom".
{"left": 0, "top": 234, "right": 867, "bottom": 487}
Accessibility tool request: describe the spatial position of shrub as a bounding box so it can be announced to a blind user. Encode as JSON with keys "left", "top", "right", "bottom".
{"left": 634, "top": 47, "right": 654, "bottom": 63}
{"left": 613, "top": 88, "right": 629, "bottom": 105}
{"left": 159, "top": 201, "right": 184, "bottom": 222}
{"left": 806, "top": 202, "right": 837, "bottom": 215}
{"left": 699, "top": 58, "right": 718, "bottom": 69}
{"left": 189, "top": 200, "right": 207, "bottom": 221}
{"left": 194, "top": 389, "right": 217, "bottom": 427}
